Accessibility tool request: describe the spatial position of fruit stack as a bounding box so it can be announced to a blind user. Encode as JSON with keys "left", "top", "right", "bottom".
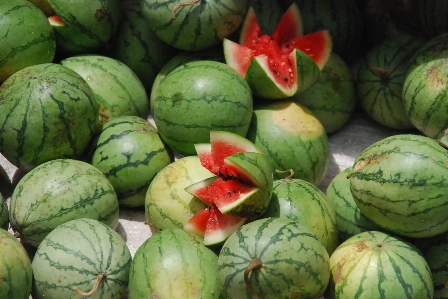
{"left": 1, "top": 0, "right": 448, "bottom": 298}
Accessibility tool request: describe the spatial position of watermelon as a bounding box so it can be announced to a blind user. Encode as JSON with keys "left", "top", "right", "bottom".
{"left": 142, "top": 0, "right": 248, "bottom": 51}
{"left": 46, "top": 0, "right": 121, "bottom": 53}
{"left": 350, "top": 134, "right": 448, "bottom": 238}
{"left": 217, "top": 217, "right": 330, "bottom": 299}
{"left": 417, "top": 0, "right": 448, "bottom": 39}
{"left": 402, "top": 32, "right": 448, "bottom": 139}
{"left": 357, "top": 32, "right": 425, "bottom": 130}
{"left": 90, "top": 115, "right": 174, "bottom": 207}
{"left": 184, "top": 131, "right": 273, "bottom": 245}
{"left": 31, "top": 218, "right": 132, "bottom": 299}
{"left": 326, "top": 167, "right": 381, "bottom": 242}
{"left": 60, "top": 54, "right": 149, "bottom": 127}
{"left": 9, "top": 159, "right": 119, "bottom": 247}
{"left": 129, "top": 228, "right": 222, "bottom": 298}
{"left": 327, "top": 230, "right": 433, "bottom": 299}
{"left": 0, "top": 193, "right": 8, "bottom": 230}
{"left": 0, "top": 0, "right": 56, "bottom": 83}
{"left": 247, "top": 0, "right": 284, "bottom": 34}
{"left": 293, "top": 0, "right": 365, "bottom": 61}
{"left": 246, "top": 100, "right": 330, "bottom": 185}
{"left": 0, "top": 63, "right": 99, "bottom": 172}
{"left": 262, "top": 178, "right": 339, "bottom": 255}
{"left": 224, "top": 3, "right": 333, "bottom": 99}
{"left": 145, "top": 156, "right": 215, "bottom": 232}
{"left": 0, "top": 228, "right": 32, "bottom": 299}
{"left": 292, "top": 52, "right": 357, "bottom": 134}
{"left": 151, "top": 60, "right": 253, "bottom": 156}
{"left": 112, "top": 0, "right": 178, "bottom": 92}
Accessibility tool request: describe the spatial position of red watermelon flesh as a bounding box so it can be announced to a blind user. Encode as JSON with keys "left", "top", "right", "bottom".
{"left": 224, "top": 3, "right": 332, "bottom": 93}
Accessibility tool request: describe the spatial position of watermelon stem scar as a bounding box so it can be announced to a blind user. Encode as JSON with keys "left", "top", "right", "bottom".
{"left": 244, "top": 258, "right": 263, "bottom": 299}
{"left": 73, "top": 273, "right": 106, "bottom": 296}
{"left": 171, "top": 0, "right": 199, "bottom": 19}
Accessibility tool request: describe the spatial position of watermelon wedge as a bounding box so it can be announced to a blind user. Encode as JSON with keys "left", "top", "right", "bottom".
{"left": 184, "top": 131, "right": 274, "bottom": 246}
{"left": 223, "top": 3, "right": 332, "bottom": 99}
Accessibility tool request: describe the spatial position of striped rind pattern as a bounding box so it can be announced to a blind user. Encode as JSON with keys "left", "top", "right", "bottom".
{"left": 128, "top": 229, "right": 221, "bottom": 298}
{"left": 328, "top": 231, "right": 433, "bottom": 299}
{"left": 326, "top": 167, "right": 380, "bottom": 242}
{"left": 264, "top": 178, "right": 339, "bottom": 254}
{"left": 145, "top": 156, "right": 214, "bottom": 230}
{"left": 421, "top": 237, "right": 448, "bottom": 298}
{"left": 31, "top": 218, "right": 131, "bottom": 299}
{"left": 9, "top": 159, "right": 119, "bottom": 247}
{"left": 0, "top": 63, "right": 99, "bottom": 172}
{"left": 142, "top": 0, "right": 248, "bottom": 51}
{"left": 350, "top": 134, "right": 448, "bottom": 238}
{"left": 152, "top": 60, "right": 253, "bottom": 156}
{"left": 218, "top": 217, "right": 330, "bottom": 299}
{"left": 0, "top": 1, "right": 55, "bottom": 82}
{"left": 0, "top": 228, "right": 32, "bottom": 299}
{"left": 91, "top": 116, "right": 173, "bottom": 207}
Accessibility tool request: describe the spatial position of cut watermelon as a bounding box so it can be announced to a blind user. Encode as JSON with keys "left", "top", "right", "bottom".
{"left": 184, "top": 131, "right": 273, "bottom": 246}
{"left": 223, "top": 3, "right": 332, "bottom": 99}
{"left": 48, "top": 15, "right": 65, "bottom": 27}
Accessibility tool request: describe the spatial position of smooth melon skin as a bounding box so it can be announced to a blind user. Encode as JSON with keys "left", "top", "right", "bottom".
{"left": 0, "top": 229, "right": 32, "bottom": 299}
{"left": 246, "top": 100, "right": 329, "bottom": 185}
{"left": 327, "top": 231, "right": 433, "bottom": 299}
{"left": 152, "top": 60, "right": 253, "bottom": 156}
{"left": 129, "top": 229, "right": 222, "bottom": 299}
{"left": 350, "top": 134, "right": 448, "bottom": 238}
{"left": 31, "top": 218, "right": 132, "bottom": 299}
{"left": 145, "top": 156, "right": 215, "bottom": 232}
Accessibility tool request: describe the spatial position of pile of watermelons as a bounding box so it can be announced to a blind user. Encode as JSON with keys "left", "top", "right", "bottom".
{"left": 2, "top": 0, "right": 448, "bottom": 298}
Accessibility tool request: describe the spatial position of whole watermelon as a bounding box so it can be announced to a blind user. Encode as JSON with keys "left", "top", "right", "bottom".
{"left": 218, "top": 217, "right": 330, "bottom": 299}
{"left": 142, "top": 0, "right": 248, "bottom": 51}
{"left": 9, "top": 159, "right": 119, "bottom": 247}
{"left": 0, "top": 63, "right": 99, "bottom": 172}
{"left": 350, "top": 134, "right": 448, "bottom": 238}
{"left": 152, "top": 60, "right": 253, "bottom": 156}
{"left": 90, "top": 115, "right": 173, "bottom": 207}
{"left": 327, "top": 230, "right": 433, "bottom": 299}
{"left": 0, "top": 228, "right": 32, "bottom": 299}
{"left": 31, "top": 218, "right": 132, "bottom": 299}
{"left": 129, "top": 228, "right": 222, "bottom": 298}
{"left": 0, "top": 0, "right": 56, "bottom": 83}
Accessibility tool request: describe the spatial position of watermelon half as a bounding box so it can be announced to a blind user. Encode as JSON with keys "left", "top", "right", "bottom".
{"left": 224, "top": 3, "right": 332, "bottom": 99}
{"left": 184, "top": 131, "right": 274, "bottom": 246}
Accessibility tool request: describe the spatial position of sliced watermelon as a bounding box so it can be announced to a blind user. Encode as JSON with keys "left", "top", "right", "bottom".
{"left": 184, "top": 131, "right": 273, "bottom": 245}
{"left": 48, "top": 15, "right": 65, "bottom": 27}
{"left": 223, "top": 3, "right": 332, "bottom": 99}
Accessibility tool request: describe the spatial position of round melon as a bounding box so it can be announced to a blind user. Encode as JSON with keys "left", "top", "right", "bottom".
{"left": 9, "top": 159, "right": 119, "bottom": 247}
{"left": 0, "top": 0, "right": 56, "bottom": 83}
{"left": 141, "top": 0, "right": 248, "bottom": 51}
{"left": 327, "top": 230, "right": 433, "bottom": 299}
{"left": 263, "top": 178, "right": 339, "bottom": 255}
{"left": 326, "top": 167, "right": 381, "bottom": 242}
{"left": 112, "top": 0, "right": 178, "bottom": 92}
{"left": 152, "top": 60, "right": 253, "bottom": 156}
{"left": 0, "top": 228, "right": 32, "bottom": 299}
{"left": 292, "top": 52, "right": 357, "bottom": 134}
{"left": 90, "top": 115, "right": 173, "bottom": 207}
{"left": 357, "top": 32, "right": 425, "bottom": 130}
{"left": 129, "top": 228, "right": 221, "bottom": 298}
{"left": 60, "top": 54, "right": 149, "bottom": 126}
{"left": 31, "top": 218, "right": 131, "bottom": 299}
{"left": 0, "top": 63, "right": 99, "bottom": 172}
{"left": 402, "top": 32, "right": 448, "bottom": 139}
{"left": 47, "top": 0, "right": 121, "bottom": 53}
{"left": 145, "top": 156, "right": 215, "bottom": 231}
{"left": 350, "top": 134, "right": 448, "bottom": 238}
{"left": 246, "top": 100, "right": 329, "bottom": 185}
{"left": 218, "top": 217, "right": 330, "bottom": 299}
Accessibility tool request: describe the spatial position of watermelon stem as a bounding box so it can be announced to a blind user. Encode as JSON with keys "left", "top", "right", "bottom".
{"left": 73, "top": 273, "right": 106, "bottom": 297}
{"left": 244, "top": 258, "right": 263, "bottom": 299}
{"left": 171, "top": 0, "right": 199, "bottom": 20}
{"left": 275, "top": 169, "right": 295, "bottom": 181}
